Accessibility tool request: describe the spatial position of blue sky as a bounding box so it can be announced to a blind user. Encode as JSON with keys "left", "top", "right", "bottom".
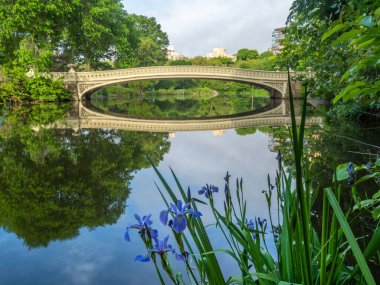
{"left": 122, "top": 0, "right": 294, "bottom": 57}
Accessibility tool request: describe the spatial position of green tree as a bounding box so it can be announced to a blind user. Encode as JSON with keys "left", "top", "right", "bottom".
{"left": 236, "top": 48, "right": 259, "bottom": 61}
{"left": 120, "top": 14, "right": 169, "bottom": 67}
{"left": 260, "top": 51, "right": 273, "bottom": 59}
{"left": 0, "top": 0, "right": 79, "bottom": 66}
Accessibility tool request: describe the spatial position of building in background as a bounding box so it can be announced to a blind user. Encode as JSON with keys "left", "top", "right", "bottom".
{"left": 206, "top": 47, "right": 236, "bottom": 61}
{"left": 167, "top": 46, "right": 185, "bottom": 60}
{"left": 268, "top": 27, "right": 285, "bottom": 55}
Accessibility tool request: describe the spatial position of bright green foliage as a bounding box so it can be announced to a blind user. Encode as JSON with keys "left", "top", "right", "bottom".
{"left": 118, "top": 14, "right": 169, "bottom": 67}
{"left": 235, "top": 58, "right": 277, "bottom": 70}
{"left": 64, "top": 0, "right": 131, "bottom": 70}
{"left": 167, "top": 55, "right": 277, "bottom": 71}
{"left": 280, "top": 0, "right": 379, "bottom": 117}
{"left": 0, "top": 0, "right": 170, "bottom": 100}
{"left": 0, "top": 0, "right": 80, "bottom": 63}
{"left": 236, "top": 48, "right": 259, "bottom": 61}
{"left": 323, "top": 5, "right": 380, "bottom": 106}
{"left": 0, "top": 67, "right": 71, "bottom": 102}
{"left": 260, "top": 51, "right": 274, "bottom": 59}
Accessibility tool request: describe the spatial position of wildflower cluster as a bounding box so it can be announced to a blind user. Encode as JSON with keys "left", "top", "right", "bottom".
{"left": 124, "top": 173, "right": 276, "bottom": 284}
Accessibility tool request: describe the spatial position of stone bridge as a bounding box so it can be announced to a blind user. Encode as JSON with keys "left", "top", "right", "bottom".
{"left": 51, "top": 66, "right": 302, "bottom": 100}
{"left": 43, "top": 100, "right": 323, "bottom": 133}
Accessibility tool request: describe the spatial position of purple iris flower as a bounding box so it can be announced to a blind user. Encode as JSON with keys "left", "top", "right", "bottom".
{"left": 160, "top": 200, "right": 202, "bottom": 233}
{"left": 124, "top": 214, "right": 158, "bottom": 242}
{"left": 148, "top": 236, "right": 173, "bottom": 256}
{"left": 198, "top": 184, "right": 219, "bottom": 198}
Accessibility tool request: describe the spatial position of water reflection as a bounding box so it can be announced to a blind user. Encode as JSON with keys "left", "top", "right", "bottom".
{"left": 89, "top": 93, "right": 271, "bottom": 119}
{"left": 0, "top": 101, "right": 378, "bottom": 284}
{"left": 0, "top": 104, "right": 170, "bottom": 248}
{"left": 90, "top": 80, "right": 272, "bottom": 119}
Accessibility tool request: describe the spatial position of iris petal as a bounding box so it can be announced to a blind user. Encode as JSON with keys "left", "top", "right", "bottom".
{"left": 164, "top": 235, "right": 169, "bottom": 246}
{"left": 150, "top": 229, "right": 158, "bottom": 239}
{"left": 177, "top": 200, "right": 183, "bottom": 211}
{"left": 124, "top": 230, "right": 131, "bottom": 242}
{"left": 173, "top": 215, "right": 187, "bottom": 233}
{"left": 134, "top": 214, "right": 142, "bottom": 226}
{"left": 183, "top": 202, "right": 191, "bottom": 212}
{"left": 160, "top": 210, "right": 169, "bottom": 225}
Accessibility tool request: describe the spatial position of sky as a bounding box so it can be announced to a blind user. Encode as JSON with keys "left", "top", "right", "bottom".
{"left": 122, "top": 0, "right": 294, "bottom": 57}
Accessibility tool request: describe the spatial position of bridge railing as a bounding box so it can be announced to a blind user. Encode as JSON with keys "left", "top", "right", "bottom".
{"left": 52, "top": 66, "right": 294, "bottom": 82}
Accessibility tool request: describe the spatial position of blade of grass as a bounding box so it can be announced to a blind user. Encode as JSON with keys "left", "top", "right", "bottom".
{"left": 325, "top": 187, "right": 376, "bottom": 285}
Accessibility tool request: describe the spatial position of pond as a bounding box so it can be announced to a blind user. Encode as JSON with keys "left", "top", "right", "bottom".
{"left": 0, "top": 80, "right": 379, "bottom": 284}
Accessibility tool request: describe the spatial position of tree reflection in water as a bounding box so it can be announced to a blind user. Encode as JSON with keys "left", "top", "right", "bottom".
{"left": 0, "top": 104, "right": 170, "bottom": 248}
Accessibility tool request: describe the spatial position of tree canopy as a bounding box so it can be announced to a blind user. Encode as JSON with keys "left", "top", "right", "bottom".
{"left": 0, "top": 0, "right": 168, "bottom": 73}
{"left": 236, "top": 48, "right": 259, "bottom": 61}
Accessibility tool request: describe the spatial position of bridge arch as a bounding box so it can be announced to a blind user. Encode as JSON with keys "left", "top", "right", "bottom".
{"left": 81, "top": 76, "right": 284, "bottom": 100}
{"left": 52, "top": 66, "right": 292, "bottom": 100}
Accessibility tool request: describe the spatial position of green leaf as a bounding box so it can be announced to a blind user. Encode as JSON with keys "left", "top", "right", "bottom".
{"left": 357, "top": 38, "right": 375, "bottom": 49}
{"left": 361, "top": 16, "right": 373, "bottom": 28}
{"left": 325, "top": 188, "right": 376, "bottom": 285}
{"left": 251, "top": 272, "right": 279, "bottom": 283}
{"left": 373, "top": 207, "right": 380, "bottom": 220}
{"left": 353, "top": 199, "right": 375, "bottom": 210}
{"left": 343, "top": 87, "right": 362, "bottom": 101}
{"left": 332, "top": 29, "right": 360, "bottom": 46}
{"left": 193, "top": 198, "right": 208, "bottom": 205}
{"left": 355, "top": 172, "right": 380, "bottom": 185}
{"left": 334, "top": 163, "right": 351, "bottom": 181}
{"left": 373, "top": 190, "right": 380, "bottom": 199}
{"left": 375, "top": 158, "right": 380, "bottom": 167}
{"left": 322, "top": 23, "right": 346, "bottom": 41}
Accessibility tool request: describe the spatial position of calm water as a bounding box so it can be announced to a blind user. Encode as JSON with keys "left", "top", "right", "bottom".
{"left": 0, "top": 85, "right": 379, "bottom": 284}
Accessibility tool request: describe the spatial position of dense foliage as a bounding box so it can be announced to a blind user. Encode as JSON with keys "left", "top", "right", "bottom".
{"left": 0, "top": 0, "right": 169, "bottom": 102}
{"left": 279, "top": 0, "right": 380, "bottom": 118}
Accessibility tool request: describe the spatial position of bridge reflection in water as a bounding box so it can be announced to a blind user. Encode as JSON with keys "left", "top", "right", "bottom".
{"left": 45, "top": 99, "right": 323, "bottom": 133}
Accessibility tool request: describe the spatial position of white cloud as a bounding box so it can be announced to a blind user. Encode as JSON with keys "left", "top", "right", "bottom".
{"left": 123, "top": 0, "right": 293, "bottom": 56}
